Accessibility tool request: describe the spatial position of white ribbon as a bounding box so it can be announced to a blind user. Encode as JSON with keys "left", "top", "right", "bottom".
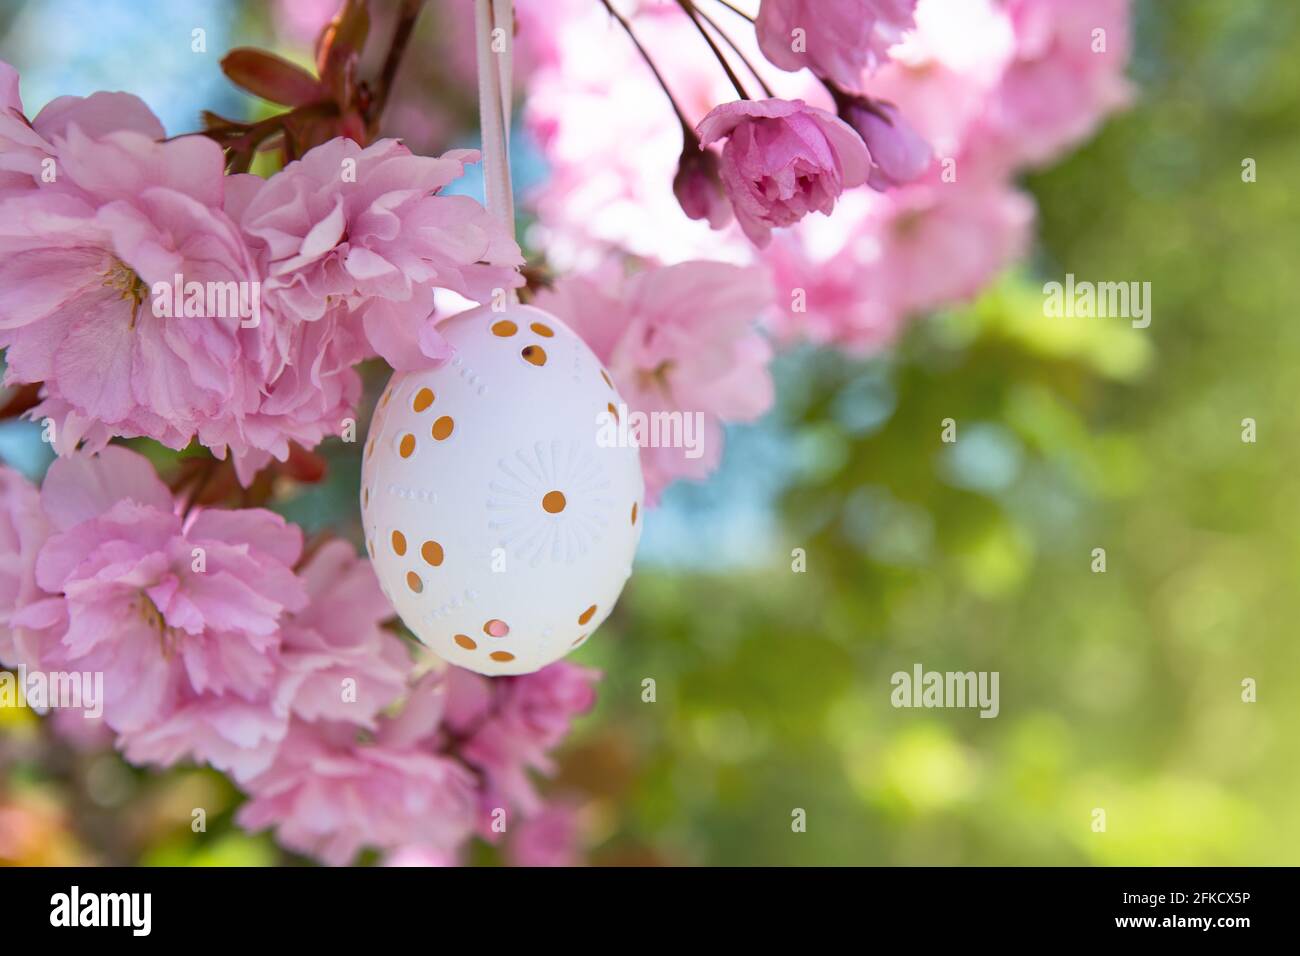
{"left": 475, "top": 0, "right": 515, "bottom": 243}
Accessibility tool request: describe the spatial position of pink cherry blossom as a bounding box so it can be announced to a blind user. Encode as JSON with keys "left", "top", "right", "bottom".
{"left": 443, "top": 662, "right": 599, "bottom": 816}
{"left": 383, "top": 845, "right": 460, "bottom": 867}
{"left": 507, "top": 803, "right": 584, "bottom": 867}
{"left": 536, "top": 259, "right": 774, "bottom": 502}
{"left": 3, "top": 442, "right": 603, "bottom": 864}
{"left": 763, "top": 203, "right": 905, "bottom": 353}
{"left": 121, "top": 695, "right": 294, "bottom": 783}
{"left": 0, "top": 466, "right": 52, "bottom": 672}
{"left": 123, "top": 537, "right": 411, "bottom": 783}
{"left": 859, "top": 0, "right": 1016, "bottom": 167}
{"left": 29, "top": 447, "right": 305, "bottom": 757}
{"left": 0, "top": 80, "right": 366, "bottom": 485}
{"left": 0, "top": 58, "right": 165, "bottom": 198}
{"left": 0, "top": 62, "right": 48, "bottom": 197}
{"left": 200, "top": 298, "right": 366, "bottom": 487}
{"left": 0, "top": 107, "right": 265, "bottom": 456}
{"left": 870, "top": 180, "right": 1034, "bottom": 316}
{"left": 236, "top": 136, "right": 524, "bottom": 371}
{"left": 697, "top": 99, "right": 870, "bottom": 247}
{"left": 239, "top": 661, "right": 602, "bottom": 864}
{"left": 272, "top": 539, "right": 410, "bottom": 728}
{"left": 47, "top": 707, "right": 115, "bottom": 751}
{"left": 755, "top": 0, "right": 918, "bottom": 89}
{"left": 238, "top": 675, "right": 480, "bottom": 866}
{"left": 762, "top": 178, "right": 1033, "bottom": 351}
{"left": 983, "top": 0, "right": 1133, "bottom": 169}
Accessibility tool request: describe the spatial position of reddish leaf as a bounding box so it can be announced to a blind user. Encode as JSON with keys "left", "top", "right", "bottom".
{"left": 0, "top": 382, "right": 41, "bottom": 420}
{"left": 282, "top": 443, "right": 328, "bottom": 483}
{"left": 221, "top": 48, "right": 324, "bottom": 107}
{"left": 281, "top": 108, "right": 344, "bottom": 159}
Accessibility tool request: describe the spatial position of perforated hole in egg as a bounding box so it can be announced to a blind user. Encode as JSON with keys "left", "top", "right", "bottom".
{"left": 359, "top": 303, "right": 644, "bottom": 676}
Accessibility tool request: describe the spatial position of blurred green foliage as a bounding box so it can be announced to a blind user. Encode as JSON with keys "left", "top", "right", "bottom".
{"left": 560, "top": 0, "right": 1300, "bottom": 865}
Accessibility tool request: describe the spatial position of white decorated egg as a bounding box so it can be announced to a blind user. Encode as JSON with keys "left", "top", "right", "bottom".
{"left": 360, "top": 303, "right": 644, "bottom": 676}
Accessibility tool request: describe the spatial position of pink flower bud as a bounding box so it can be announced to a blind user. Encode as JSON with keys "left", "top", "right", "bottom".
{"left": 696, "top": 98, "right": 870, "bottom": 247}
{"left": 672, "top": 141, "right": 733, "bottom": 229}
{"left": 840, "top": 98, "right": 932, "bottom": 190}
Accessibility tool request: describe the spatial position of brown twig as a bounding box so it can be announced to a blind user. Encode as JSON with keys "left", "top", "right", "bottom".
{"left": 675, "top": 0, "right": 751, "bottom": 100}
{"left": 714, "top": 0, "right": 755, "bottom": 22}
{"left": 693, "top": 1, "right": 773, "bottom": 97}
{"left": 366, "top": 0, "right": 428, "bottom": 137}
{"left": 599, "top": 0, "right": 696, "bottom": 134}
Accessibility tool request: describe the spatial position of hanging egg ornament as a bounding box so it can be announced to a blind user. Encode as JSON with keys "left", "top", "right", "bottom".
{"left": 360, "top": 303, "right": 644, "bottom": 676}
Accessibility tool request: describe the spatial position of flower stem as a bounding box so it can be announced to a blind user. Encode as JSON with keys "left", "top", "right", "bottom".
{"left": 598, "top": 0, "right": 696, "bottom": 133}
{"left": 368, "top": 0, "right": 427, "bottom": 137}
{"left": 675, "top": 0, "right": 751, "bottom": 100}
{"left": 692, "top": 2, "right": 773, "bottom": 97}
{"left": 823, "top": 76, "right": 893, "bottom": 122}
{"left": 713, "top": 0, "right": 755, "bottom": 23}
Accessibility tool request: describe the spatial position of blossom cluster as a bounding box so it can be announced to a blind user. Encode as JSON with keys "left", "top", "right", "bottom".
{"left": 0, "top": 449, "right": 597, "bottom": 865}
{"left": 0, "top": 60, "right": 521, "bottom": 483}
{"left": 522, "top": 0, "right": 1133, "bottom": 439}
{"left": 0, "top": 47, "right": 586, "bottom": 864}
